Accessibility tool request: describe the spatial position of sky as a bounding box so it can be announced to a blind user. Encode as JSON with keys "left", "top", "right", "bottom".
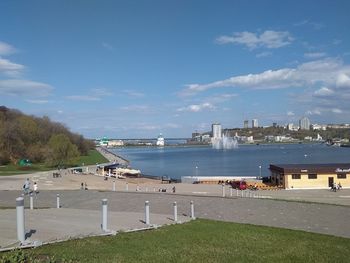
{"left": 0, "top": 0, "right": 350, "bottom": 139}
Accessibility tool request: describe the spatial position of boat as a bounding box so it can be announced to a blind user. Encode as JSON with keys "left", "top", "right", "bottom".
{"left": 156, "top": 133, "right": 165, "bottom": 146}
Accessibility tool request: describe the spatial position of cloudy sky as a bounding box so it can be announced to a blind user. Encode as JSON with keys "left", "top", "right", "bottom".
{"left": 0, "top": 0, "right": 349, "bottom": 138}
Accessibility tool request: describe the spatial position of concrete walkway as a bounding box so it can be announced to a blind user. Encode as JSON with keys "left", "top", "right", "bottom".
{"left": 0, "top": 190, "right": 349, "bottom": 249}
{"left": 0, "top": 208, "right": 188, "bottom": 248}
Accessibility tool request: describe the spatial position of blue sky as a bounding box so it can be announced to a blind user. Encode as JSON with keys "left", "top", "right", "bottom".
{"left": 0, "top": 0, "right": 350, "bottom": 138}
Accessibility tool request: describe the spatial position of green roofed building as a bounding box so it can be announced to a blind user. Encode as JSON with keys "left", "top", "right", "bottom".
{"left": 19, "top": 159, "right": 32, "bottom": 166}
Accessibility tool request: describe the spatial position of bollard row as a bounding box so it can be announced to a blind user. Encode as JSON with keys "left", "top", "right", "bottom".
{"left": 15, "top": 195, "right": 197, "bottom": 243}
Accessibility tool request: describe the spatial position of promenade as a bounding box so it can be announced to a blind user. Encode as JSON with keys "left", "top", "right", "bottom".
{"left": 0, "top": 189, "right": 349, "bottom": 249}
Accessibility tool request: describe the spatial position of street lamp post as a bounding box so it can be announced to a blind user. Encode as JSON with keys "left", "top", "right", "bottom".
{"left": 259, "top": 165, "right": 262, "bottom": 178}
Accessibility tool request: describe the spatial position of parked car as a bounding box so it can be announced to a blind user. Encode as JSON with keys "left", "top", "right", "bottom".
{"left": 229, "top": 180, "right": 247, "bottom": 190}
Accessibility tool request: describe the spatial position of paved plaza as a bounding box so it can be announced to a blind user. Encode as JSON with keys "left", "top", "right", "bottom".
{"left": 0, "top": 189, "right": 349, "bottom": 249}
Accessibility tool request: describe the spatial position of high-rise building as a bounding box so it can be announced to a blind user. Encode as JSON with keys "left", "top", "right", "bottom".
{"left": 212, "top": 123, "right": 222, "bottom": 138}
{"left": 252, "top": 119, "right": 258, "bottom": 128}
{"left": 299, "top": 117, "right": 310, "bottom": 130}
{"left": 244, "top": 120, "right": 249, "bottom": 129}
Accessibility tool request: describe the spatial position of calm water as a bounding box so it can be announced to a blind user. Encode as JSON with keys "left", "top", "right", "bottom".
{"left": 111, "top": 144, "right": 350, "bottom": 179}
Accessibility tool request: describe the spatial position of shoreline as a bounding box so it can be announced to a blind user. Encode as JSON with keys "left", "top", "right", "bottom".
{"left": 96, "top": 146, "right": 130, "bottom": 165}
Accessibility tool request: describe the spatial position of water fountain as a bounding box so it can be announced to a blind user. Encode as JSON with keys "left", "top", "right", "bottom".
{"left": 211, "top": 133, "right": 238, "bottom": 150}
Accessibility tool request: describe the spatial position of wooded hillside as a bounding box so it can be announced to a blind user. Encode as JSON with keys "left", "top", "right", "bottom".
{"left": 0, "top": 106, "right": 94, "bottom": 166}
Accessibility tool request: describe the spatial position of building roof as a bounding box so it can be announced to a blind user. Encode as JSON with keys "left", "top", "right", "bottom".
{"left": 269, "top": 163, "right": 350, "bottom": 174}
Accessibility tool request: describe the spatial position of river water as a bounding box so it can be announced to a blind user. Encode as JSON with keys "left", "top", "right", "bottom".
{"left": 111, "top": 143, "right": 350, "bottom": 179}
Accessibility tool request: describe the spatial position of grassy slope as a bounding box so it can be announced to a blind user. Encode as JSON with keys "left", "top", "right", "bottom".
{"left": 18, "top": 219, "right": 350, "bottom": 263}
{"left": 0, "top": 149, "right": 108, "bottom": 176}
{"left": 74, "top": 149, "right": 109, "bottom": 166}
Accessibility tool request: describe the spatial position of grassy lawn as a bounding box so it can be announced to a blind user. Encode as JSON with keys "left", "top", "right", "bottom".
{"left": 2, "top": 219, "right": 349, "bottom": 262}
{"left": 0, "top": 149, "right": 108, "bottom": 176}
{"left": 0, "top": 163, "right": 51, "bottom": 176}
{"left": 75, "top": 149, "right": 108, "bottom": 166}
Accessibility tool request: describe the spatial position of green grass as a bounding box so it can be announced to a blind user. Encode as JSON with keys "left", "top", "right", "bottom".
{"left": 3, "top": 219, "right": 350, "bottom": 263}
{"left": 0, "top": 163, "right": 51, "bottom": 176}
{"left": 75, "top": 149, "right": 108, "bottom": 166}
{"left": 0, "top": 149, "right": 108, "bottom": 176}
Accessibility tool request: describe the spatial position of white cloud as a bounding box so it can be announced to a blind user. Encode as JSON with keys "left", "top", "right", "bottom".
{"left": 0, "top": 79, "right": 53, "bottom": 97}
{"left": 66, "top": 88, "right": 113, "bottom": 102}
{"left": 66, "top": 95, "right": 101, "bottom": 101}
{"left": 293, "top": 20, "right": 324, "bottom": 30}
{"left": 182, "top": 58, "right": 349, "bottom": 95}
{"left": 216, "top": 30, "right": 293, "bottom": 49}
{"left": 313, "top": 87, "right": 334, "bottom": 97}
{"left": 120, "top": 105, "right": 151, "bottom": 112}
{"left": 122, "top": 90, "right": 145, "bottom": 97}
{"left": 0, "top": 57, "right": 25, "bottom": 76}
{"left": 331, "top": 108, "right": 342, "bottom": 114}
{"left": 304, "top": 52, "right": 327, "bottom": 59}
{"left": 306, "top": 109, "right": 322, "bottom": 115}
{"left": 25, "top": 99, "right": 49, "bottom": 104}
{"left": 177, "top": 102, "right": 215, "bottom": 112}
{"left": 0, "top": 41, "right": 16, "bottom": 56}
{"left": 336, "top": 73, "right": 350, "bottom": 88}
{"left": 256, "top": 51, "right": 272, "bottom": 58}
{"left": 287, "top": 111, "right": 295, "bottom": 116}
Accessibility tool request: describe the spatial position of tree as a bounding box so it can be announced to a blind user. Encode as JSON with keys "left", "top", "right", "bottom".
{"left": 47, "top": 134, "right": 79, "bottom": 167}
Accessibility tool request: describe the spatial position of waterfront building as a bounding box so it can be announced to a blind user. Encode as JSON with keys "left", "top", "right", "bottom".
{"left": 156, "top": 133, "right": 165, "bottom": 146}
{"left": 269, "top": 163, "right": 350, "bottom": 189}
{"left": 107, "top": 140, "right": 124, "bottom": 147}
{"left": 212, "top": 123, "right": 222, "bottom": 138}
{"left": 244, "top": 120, "right": 249, "bottom": 129}
{"left": 299, "top": 117, "right": 310, "bottom": 130}
{"left": 97, "top": 137, "right": 109, "bottom": 146}
{"left": 252, "top": 119, "right": 258, "bottom": 128}
{"left": 311, "top": 124, "right": 327, "bottom": 130}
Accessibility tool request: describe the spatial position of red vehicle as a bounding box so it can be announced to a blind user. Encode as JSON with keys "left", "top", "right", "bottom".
{"left": 229, "top": 180, "right": 247, "bottom": 190}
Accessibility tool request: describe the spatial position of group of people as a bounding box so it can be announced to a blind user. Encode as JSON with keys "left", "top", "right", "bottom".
{"left": 331, "top": 182, "right": 342, "bottom": 192}
{"left": 23, "top": 178, "right": 39, "bottom": 195}
{"left": 80, "top": 182, "right": 88, "bottom": 190}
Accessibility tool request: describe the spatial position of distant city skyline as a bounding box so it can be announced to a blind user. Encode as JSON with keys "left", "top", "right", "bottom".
{"left": 0, "top": 1, "right": 349, "bottom": 138}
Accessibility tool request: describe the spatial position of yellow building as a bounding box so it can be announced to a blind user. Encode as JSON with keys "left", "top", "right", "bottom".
{"left": 269, "top": 163, "right": 350, "bottom": 189}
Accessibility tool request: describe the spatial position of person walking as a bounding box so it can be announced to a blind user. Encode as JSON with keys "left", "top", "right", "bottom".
{"left": 33, "top": 182, "right": 39, "bottom": 198}
{"left": 23, "top": 178, "right": 31, "bottom": 195}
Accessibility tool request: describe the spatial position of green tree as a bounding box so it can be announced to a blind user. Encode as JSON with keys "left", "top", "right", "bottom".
{"left": 47, "top": 134, "right": 79, "bottom": 167}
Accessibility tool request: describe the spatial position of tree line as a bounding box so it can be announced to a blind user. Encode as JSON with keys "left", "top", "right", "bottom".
{"left": 0, "top": 106, "right": 95, "bottom": 166}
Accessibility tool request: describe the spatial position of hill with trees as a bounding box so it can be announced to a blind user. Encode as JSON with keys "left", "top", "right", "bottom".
{"left": 0, "top": 106, "right": 94, "bottom": 166}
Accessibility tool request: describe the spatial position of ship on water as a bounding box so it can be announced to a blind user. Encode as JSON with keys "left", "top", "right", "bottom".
{"left": 156, "top": 133, "right": 165, "bottom": 146}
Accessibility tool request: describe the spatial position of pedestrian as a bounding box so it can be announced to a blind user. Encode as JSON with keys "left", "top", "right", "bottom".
{"left": 23, "top": 178, "right": 31, "bottom": 195}
{"left": 33, "top": 182, "right": 38, "bottom": 193}
{"left": 84, "top": 182, "right": 88, "bottom": 190}
{"left": 172, "top": 186, "right": 176, "bottom": 193}
{"left": 80, "top": 182, "right": 84, "bottom": 190}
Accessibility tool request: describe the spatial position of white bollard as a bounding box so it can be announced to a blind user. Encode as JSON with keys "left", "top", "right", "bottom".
{"left": 126, "top": 182, "right": 129, "bottom": 191}
{"left": 153, "top": 187, "right": 156, "bottom": 192}
{"left": 145, "top": 201, "right": 150, "bottom": 225}
{"left": 173, "top": 201, "right": 178, "bottom": 222}
{"left": 56, "top": 194, "right": 60, "bottom": 208}
{"left": 102, "top": 199, "right": 108, "bottom": 232}
{"left": 113, "top": 180, "right": 116, "bottom": 192}
{"left": 16, "top": 197, "right": 25, "bottom": 243}
{"left": 108, "top": 169, "right": 111, "bottom": 176}
{"left": 30, "top": 193, "right": 34, "bottom": 210}
{"left": 222, "top": 184, "right": 225, "bottom": 197}
{"left": 241, "top": 190, "right": 243, "bottom": 198}
{"left": 146, "top": 187, "right": 148, "bottom": 192}
{"left": 190, "top": 201, "right": 195, "bottom": 219}
{"left": 236, "top": 189, "right": 239, "bottom": 197}
{"left": 230, "top": 187, "right": 233, "bottom": 197}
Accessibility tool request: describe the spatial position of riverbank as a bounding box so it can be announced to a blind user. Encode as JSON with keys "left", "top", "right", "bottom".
{"left": 95, "top": 147, "right": 129, "bottom": 165}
